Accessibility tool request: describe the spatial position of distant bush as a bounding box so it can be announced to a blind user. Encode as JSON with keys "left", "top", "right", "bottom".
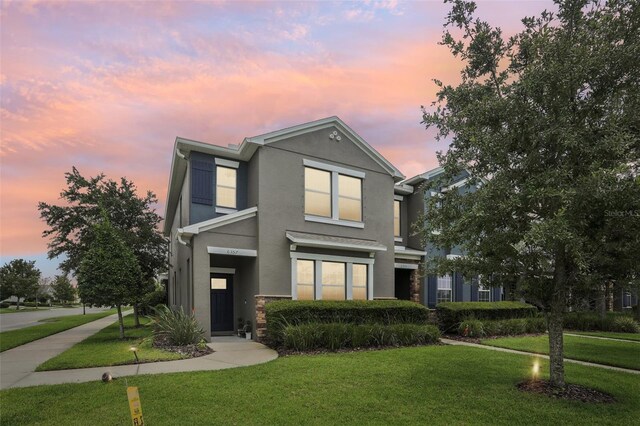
{"left": 0, "top": 302, "right": 10, "bottom": 309}
{"left": 612, "top": 317, "right": 640, "bottom": 333}
{"left": 458, "top": 317, "right": 546, "bottom": 337}
{"left": 282, "top": 322, "right": 440, "bottom": 351}
{"left": 152, "top": 306, "right": 204, "bottom": 346}
{"left": 139, "top": 289, "right": 167, "bottom": 316}
{"left": 266, "top": 300, "right": 430, "bottom": 346}
{"left": 564, "top": 311, "right": 638, "bottom": 332}
{"left": 436, "top": 301, "right": 537, "bottom": 333}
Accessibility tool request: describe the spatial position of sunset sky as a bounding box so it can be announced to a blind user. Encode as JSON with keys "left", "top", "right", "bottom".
{"left": 0, "top": 0, "right": 555, "bottom": 277}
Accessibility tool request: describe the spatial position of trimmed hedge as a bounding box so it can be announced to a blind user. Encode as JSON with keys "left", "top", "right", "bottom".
{"left": 282, "top": 322, "right": 440, "bottom": 351}
{"left": 437, "top": 301, "right": 537, "bottom": 332}
{"left": 564, "top": 312, "right": 639, "bottom": 333}
{"left": 458, "top": 317, "right": 547, "bottom": 337}
{"left": 266, "top": 300, "right": 430, "bottom": 346}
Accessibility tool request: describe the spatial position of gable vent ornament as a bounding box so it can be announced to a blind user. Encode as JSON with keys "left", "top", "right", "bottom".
{"left": 329, "top": 131, "right": 342, "bottom": 141}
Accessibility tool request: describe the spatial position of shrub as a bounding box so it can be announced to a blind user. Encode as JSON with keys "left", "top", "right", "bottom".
{"left": 281, "top": 322, "right": 440, "bottom": 351}
{"left": 611, "top": 317, "right": 640, "bottom": 333}
{"left": 563, "top": 311, "right": 638, "bottom": 332}
{"left": 0, "top": 302, "right": 10, "bottom": 308}
{"left": 139, "top": 289, "right": 167, "bottom": 315}
{"left": 266, "top": 300, "right": 430, "bottom": 346}
{"left": 151, "top": 306, "right": 204, "bottom": 346}
{"left": 458, "top": 317, "right": 547, "bottom": 337}
{"left": 458, "top": 319, "right": 485, "bottom": 337}
{"left": 436, "top": 301, "right": 537, "bottom": 332}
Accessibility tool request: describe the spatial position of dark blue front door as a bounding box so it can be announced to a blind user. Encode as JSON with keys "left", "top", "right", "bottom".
{"left": 210, "top": 274, "right": 234, "bottom": 332}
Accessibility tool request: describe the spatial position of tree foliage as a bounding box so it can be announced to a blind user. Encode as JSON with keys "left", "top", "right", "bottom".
{"left": 77, "top": 217, "right": 141, "bottom": 338}
{"left": 0, "top": 259, "right": 41, "bottom": 310}
{"left": 51, "top": 275, "right": 76, "bottom": 305}
{"left": 422, "top": 0, "right": 640, "bottom": 388}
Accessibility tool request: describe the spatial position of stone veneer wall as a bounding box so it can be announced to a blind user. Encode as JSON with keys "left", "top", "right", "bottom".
{"left": 255, "top": 295, "right": 292, "bottom": 342}
{"left": 410, "top": 269, "right": 421, "bottom": 303}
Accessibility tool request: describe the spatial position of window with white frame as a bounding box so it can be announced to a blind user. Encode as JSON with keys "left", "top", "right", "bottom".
{"left": 296, "top": 260, "right": 315, "bottom": 300}
{"left": 303, "top": 159, "right": 364, "bottom": 227}
{"left": 437, "top": 275, "right": 452, "bottom": 303}
{"left": 478, "top": 283, "right": 491, "bottom": 302}
{"left": 623, "top": 292, "right": 632, "bottom": 308}
{"left": 216, "top": 166, "right": 237, "bottom": 209}
{"left": 293, "top": 256, "right": 372, "bottom": 300}
{"left": 394, "top": 200, "right": 401, "bottom": 237}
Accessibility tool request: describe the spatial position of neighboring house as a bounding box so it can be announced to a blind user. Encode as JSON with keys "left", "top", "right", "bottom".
{"left": 164, "top": 117, "right": 405, "bottom": 340}
{"left": 393, "top": 168, "right": 502, "bottom": 308}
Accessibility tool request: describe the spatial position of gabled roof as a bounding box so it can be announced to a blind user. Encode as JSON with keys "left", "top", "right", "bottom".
{"left": 399, "top": 166, "right": 445, "bottom": 186}
{"left": 163, "top": 117, "right": 405, "bottom": 234}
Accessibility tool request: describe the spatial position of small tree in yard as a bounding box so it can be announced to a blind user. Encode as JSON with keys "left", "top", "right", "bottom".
{"left": 422, "top": 0, "right": 639, "bottom": 389}
{"left": 51, "top": 275, "right": 76, "bottom": 305}
{"left": 39, "top": 168, "right": 167, "bottom": 327}
{"left": 78, "top": 217, "right": 141, "bottom": 339}
{"left": 0, "top": 259, "right": 41, "bottom": 310}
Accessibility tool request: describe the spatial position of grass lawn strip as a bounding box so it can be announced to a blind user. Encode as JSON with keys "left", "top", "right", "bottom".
{"left": 481, "top": 334, "right": 640, "bottom": 370}
{"left": 36, "top": 315, "right": 185, "bottom": 371}
{"left": 567, "top": 331, "right": 640, "bottom": 342}
{"left": 2, "top": 345, "right": 639, "bottom": 425}
{"left": 0, "top": 309, "right": 117, "bottom": 352}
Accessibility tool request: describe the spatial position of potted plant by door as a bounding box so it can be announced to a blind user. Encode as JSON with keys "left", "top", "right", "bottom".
{"left": 237, "top": 318, "right": 245, "bottom": 337}
{"left": 244, "top": 320, "right": 252, "bottom": 340}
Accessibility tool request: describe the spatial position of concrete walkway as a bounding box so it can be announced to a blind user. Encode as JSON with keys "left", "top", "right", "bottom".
{"left": 2, "top": 333, "right": 277, "bottom": 389}
{"left": 441, "top": 338, "right": 640, "bottom": 375}
{"left": 564, "top": 333, "right": 640, "bottom": 343}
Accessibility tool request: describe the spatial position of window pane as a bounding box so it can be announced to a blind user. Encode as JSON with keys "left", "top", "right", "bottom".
{"left": 437, "top": 275, "right": 452, "bottom": 290}
{"left": 338, "top": 175, "right": 361, "bottom": 199}
{"left": 437, "top": 289, "right": 452, "bottom": 303}
{"left": 353, "top": 264, "right": 367, "bottom": 286}
{"left": 338, "top": 197, "right": 361, "bottom": 221}
{"left": 297, "top": 260, "right": 315, "bottom": 301}
{"left": 217, "top": 167, "right": 236, "bottom": 188}
{"left": 216, "top": 186, "right": 236, "bottom": 208}
{"left": 394, "top": 200, "right": 400, "bottom": 237}
{"left": 322, "top": 261, "right": 345, "bottom": 300}
{"left": 297, "top": 285, "right": 314, "bottom": 300}
{"left": 211, "top": 278, "right": 226, "bottom": 290}
{"left": 352, "top": 287, "right": 367, "bottom": 300}
{"left": 338, "top": 175, "right": 361, "bottom": 221}
{"left": 305, "top": 168, "right": 331, "bottom": 193}
{"left": 305, "top": 191, "right": 331, "bottom": 217}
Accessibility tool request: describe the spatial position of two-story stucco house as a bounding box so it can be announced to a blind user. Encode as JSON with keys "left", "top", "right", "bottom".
{"left": 165, "top": 117, "right": 409, "bottom": 340}
{"left": 393, "top": 169, "right": 502, "bottom": 308}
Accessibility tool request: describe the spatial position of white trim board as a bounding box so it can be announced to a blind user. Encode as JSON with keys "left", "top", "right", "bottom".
{"left": 210, "top": 267, "right": 236, "bottom": 274}
{"left": 215, "top": 158, "right": 240, "bottom": 168}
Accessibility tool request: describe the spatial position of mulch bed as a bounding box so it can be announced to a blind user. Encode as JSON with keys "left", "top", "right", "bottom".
{"left": 517, "top": 380, "right": 616, "bottom": 403}
{"left": 153, "top": 337, "right": 214, "bottom": 358}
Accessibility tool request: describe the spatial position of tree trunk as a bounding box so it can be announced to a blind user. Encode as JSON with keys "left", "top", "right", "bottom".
{"left": 16, "top": 298, "right": 21, "bottom": 311}
{"left": 117, "top": 305, "right": 125, "bottom": 340}
{"left": 133, "top": 304, "right": 141, "bottom": 328}
{"left": 597, "top": 284, "right": 607, "bottom": 320}
{"left": 548, "top": 254, "right": 567, "bottom": 389}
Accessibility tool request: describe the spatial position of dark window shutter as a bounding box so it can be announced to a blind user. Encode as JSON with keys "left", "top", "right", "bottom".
{"left": 427, "top": 275, "right": 437, "bottom": 309}
{"left": 192, "top": 159, "right": 213, "bottom": 205}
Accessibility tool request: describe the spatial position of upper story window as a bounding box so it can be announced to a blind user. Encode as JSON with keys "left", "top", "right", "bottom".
{"left": 216, "top": 166, "right": 237, "bottom": 209}
{"left": 303, "top": 159, "right": 364, "bottom": 228}
{"left": 437, "top": 274, "right": 452, "bottom": 304}
{"left": 394, "top": 200, "right": 401, "bottom": 237}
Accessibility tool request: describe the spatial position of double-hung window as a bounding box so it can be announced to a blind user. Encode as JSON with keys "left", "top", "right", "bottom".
{"left": 393, "top": 200, "right": 401, "bottom": 238}
{"left": 216, "top": 163, "right": 237, "bottom": 210}
{"left": 437, "top": 275, "right": 452, "bottom": 303}
{"left": 293, "top": 257, "right": 372, "bottom": 300}
{"left": 304, "top": 159, "right": 364, "bottom": 228}
{"left": 478, "top": 282, "right": 491, "bottom": 302}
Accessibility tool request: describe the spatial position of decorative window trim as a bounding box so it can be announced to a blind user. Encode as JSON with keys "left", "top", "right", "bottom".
{"left": 215, "top": 158, "right": 239, "bottom": 169}
{"left": 394, "top": 237, "right": 403, "bottom": 243}
{"left": 394, "top": 194, "right": 404, "bottom": 201}
{"left": 216, "top": 207, "right": 238, "bottom": 214}
{"left": 303, "top": 159, "right": 364, "bottom": 227}
{"left": 210, "top": 267, "right": 235, "bottom": 274}
{"left": 216, "top": 165, "right": 237, "bottom": 209}
{"left": 291, "top": 252, "right": 374, "bottom": 300}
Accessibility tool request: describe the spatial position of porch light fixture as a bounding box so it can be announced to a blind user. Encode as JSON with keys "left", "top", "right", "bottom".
{"left": 130, "top": 347, "right": 139, "bottom": 364}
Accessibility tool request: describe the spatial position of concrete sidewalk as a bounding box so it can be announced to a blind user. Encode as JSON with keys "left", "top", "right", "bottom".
{"left": 441, "top": 338, "right": 640, "bottom": 375}
{"left": 2, "top": 335, "right": 277, "bottom": 389}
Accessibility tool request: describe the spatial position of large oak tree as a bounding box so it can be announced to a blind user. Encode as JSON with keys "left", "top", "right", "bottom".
{"left": 422, "top": 0, "right": 639, "bottom": 388}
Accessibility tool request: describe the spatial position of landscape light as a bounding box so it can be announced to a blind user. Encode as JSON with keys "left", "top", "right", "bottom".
{"left": 130, "top": 347, "right": 139, "bottom": 364}
{"left": 532, "top": 360, "right": 540, "bottom": 380}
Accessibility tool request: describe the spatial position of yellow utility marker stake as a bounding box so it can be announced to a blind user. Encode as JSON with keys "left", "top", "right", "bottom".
{"left": 127, "top": 386, "right": 144, "bottom": 426}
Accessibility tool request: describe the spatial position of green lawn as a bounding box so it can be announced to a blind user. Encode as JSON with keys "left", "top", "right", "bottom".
{"left": 0, "top": 310, "right": 117, "bottom": 352}
{"left": 566, "top": 331, "right": 640, "bottom": 342}
{"left": 2, "top": 345, "right": 639, "bottom": 425}
{"left": 481, "top": 334, "right": 640, "bottom": 370}
{"left": 36, "top": 315, "right": 185, "bottom": 371}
